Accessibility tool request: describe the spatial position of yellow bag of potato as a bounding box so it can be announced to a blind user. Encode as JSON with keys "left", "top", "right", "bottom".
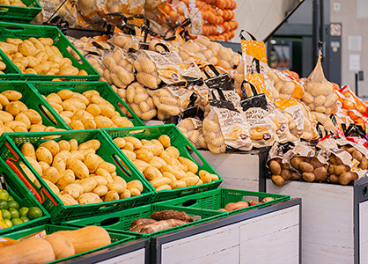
{"left": 302, "top": 46, "right": 338, "bottom": 115}
{"left": 103, "top": 47, "right": 135, "bottom": 88}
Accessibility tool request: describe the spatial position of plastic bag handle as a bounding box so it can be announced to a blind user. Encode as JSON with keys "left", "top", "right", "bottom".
{"left": 203, "top": 64, "right": 220, "bottom": 79}
{"left": 241, "top": 79, "right": 258, "bottom": 98}
{"left": 239, "top": 30, "right": 257, "bottom": 41}
{"left": 154, "top": 43, "right": 170, "bottom": 53}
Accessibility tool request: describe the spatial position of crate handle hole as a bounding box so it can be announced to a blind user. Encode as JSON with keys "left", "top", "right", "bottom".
{"left": 128, "top": 129, "right": 145, "bottom": 135}
{"left": 363, "top": 186, "right": 367, "bottom": 197}
{"left": 182, "top": 199, "right": 197, "bottom": 206}
{"left": 38, "top": 105, "right": 57, "bottom": 125}
{"left": 112, "top": 154, "right": 131, "bottom": 177}
{"left": 100, "top": 217, "right": 120, "bottom": 226}
{"left": 187, "top": 148, "right": 204, "bottom": 166}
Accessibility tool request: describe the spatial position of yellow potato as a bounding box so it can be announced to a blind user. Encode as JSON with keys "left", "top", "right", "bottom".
{"left": 79, "top": 193, "right": 102, "bottom": 205}
{"left": 95, "top": 168, "right": 113, "bottom": 183}
{"left": 42, "top": 167, "right": 60, "bottom": 184}
{"left": 126, "top": 180, "right": 143, "bottom": 192}
{"left": 104, "top": 190, "right": 119, "bottom": 202}
{"left": 64, "top": 183, "right": 84, "bottom": 199}
{"left": 69, "top": 159, "right": 89, "bottom": 179}
{"left": 93, "top": 185, "right": 108, "bottom": 197}
{"left": 39, "top": 141, "right": 60, "bottom": 157}
{"left": 79, "top": 178, "right": 98, "bottom": 193}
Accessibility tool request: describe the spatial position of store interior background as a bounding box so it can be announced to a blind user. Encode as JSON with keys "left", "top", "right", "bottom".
{"left": 230, "top": 0, "right": 368, "bottom": 99}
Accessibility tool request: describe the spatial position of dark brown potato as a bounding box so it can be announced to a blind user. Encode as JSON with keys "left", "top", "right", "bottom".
{"left": 300, "top": 162, "right": 314, "bottom": 173}
{"left": 329, "top": 174, "right": 339, "bottom": 183}
{"left": 302, "top": 172, "right": 315, "bottom": 182}
{"left": 314, "top": 167, "right": 328, "bottom": 182}
{"left": 271, "top": 175, "right": 285, "bottom": 186}
{"left": 339, "top": 172, "right": 353, "bottom": 185}
{"left": 269, "top": 160, "right": 282, "bottom": 175}
{"left": 291, "top": 172, "right": 301, "bottom": 181}
{"left": 281, "top": 169, "right": 292, "bottom": 180}
{"left": 352, "top": 150, "right": 363, "bottom": 162}
{"left": 290, "top": 157, "right": 303, "bottom": 170}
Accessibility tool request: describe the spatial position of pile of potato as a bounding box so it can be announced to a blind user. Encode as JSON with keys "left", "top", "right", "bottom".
{"left": 218, "top": 197, "right": 274, "bottom": 212}
{"left": 0, "top": 58, "right": 6, "bottom": 74}
{"left": 112, "top": 134, "right": 219, "bottom": 191}
{"left": 117, "top": 82, "right": 157, "bottom": 121}
{"left": 290, "top": 156, "right": 328, "bottom": 183}
{"left": 0, "top": 89, "right": 64, "bottom": 133}
{"left": 0, "top": 0, "right": 26, "bottom": 7}
{"left": 302, "top": 81, "right": 338, "bottom": 115}
{"left": 43, "top": 89, "right": 133, "bottom": 129}
{"left": 20, "top": 139, "right": 144, "bottom": 206}
{"left": 103, "top": 48, "right": 135, "bottom": 88}
{"left": 0, "top": 37, "right": 87, "bottom": 76}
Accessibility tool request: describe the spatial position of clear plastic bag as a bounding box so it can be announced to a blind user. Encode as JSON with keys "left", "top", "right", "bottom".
{"left": 86, "top": 54, "right": 106, "bottom": 82}
{"left": 267, "top": 69, "right": 304, "bottom": 100}
{"left": 177, "top": 118, "right": 207, "bottom": 149}
{"left": 125, "top": 82, "right": 157, "bottom": 120}
{"left": 103, "top": 47, "right": 135, "bottom": 88}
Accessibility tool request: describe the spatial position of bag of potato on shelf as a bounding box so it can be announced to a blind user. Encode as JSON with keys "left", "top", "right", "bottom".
{"left": 203, "top": 99, "right": 251, "bottom": 153}
{"left": 147, "top": 86, "right": 194, "bottom": 120}
{"left": 133, "top": 50, "right": 186, "bottom": 89}
{"left": 86, "top": 54, "right": 106, "bottom": 82}
{"left": 103, "top": 47, "right": 135, "bottom": 88}
{"left": 109, "top": 30, "right": 140, "bottom": 52}
{"left": 240, "top": 81, "right": 277, "bottom": 148}
{"left": 118, "top": 82, "right": 157, "bottom": 121}
{"left": 186, "top": 81, "right": 210, "bottom": 111}
{"left": 302, "top": 44, "right": 338, "bottom": 115}
{"left": 288, "top": 141, "right": 329, "bottom": 183}
{"left": 179, "top": 40, "right": 218, "bottom": 66}
{"left": 267, "top": 101, "right": 294, "bottom": 143}
{"left": 203, "top": 64, "right": 241, "bottom": 108}
{"left": 77, "top": 0, "right": 107, "bottom": 26}
{"left": 177, "top": 117, "right": 207, "bottom": 150}
{"left": 268, "top": 142, "right": 300, "bottom": 186}
{"left": 35, "top": 0, "right": 78, "bottom": 27}
{"left": 312, "top": 111, "right": 337, "bottom": 136}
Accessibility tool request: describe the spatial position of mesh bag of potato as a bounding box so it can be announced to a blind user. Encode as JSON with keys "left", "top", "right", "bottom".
{"left": 35, "top": 0, "right": 77, "bottom": 27}
{"left": 186, "top": 82, "right": 210, "bottom": 111}
{"left": 240, "top": 82, "right": 277, "bottom": 148}
{"left": 87, "top": 55, "right": 107, "bottom": 82}
{"left": 109, "top": 30, "right": 140, "bottom": 52}
{"left": 178, "top": 40, "right": 218, "bottom": 66}
{"left": 177, "top": 118, "right": 207, "bottom": 150}
{"left": 267, "top": 102, "right": 293, "bottom": 143}
{"left": 103, "top": 0, "right": 145, "bottom": 26}
{"left": 302, "top": 51, "right": 338, "bottom": 115}
{"left": 103, "top": 47, "right": 135, "bottom": 88}
{"left": 195, "top": 36, "right": 240, "bottom": 69}
{"left": 147, "top": 86, "right": 193, "bottom": 121}
{"left": 67, "top": 36, "right": 112, "bottom": 60}
{"left": 203, "top": 100, "right": 251, "bottom": 153}
{"left": 311, "top": 111, "right": 337, "bottom": 135}
{"left": 77, "top": 0, "right": 107, "bottom": 26}
{"left": 267, "top": 69, "right": 304, "bottom": 101}
{"left": 286, "top": 142, "right": 329, "bottom": 184}
{"left": 44, "top": 89, "right": 133, "bottom": 129}
{"left": 268, "top": 142, "right": 299, "bottom": 186}
{"left": 0, "top": 37, "right": 87, "bottom": 76}
{"left": 121, "top": 82, "right": 157, "bottom": 121}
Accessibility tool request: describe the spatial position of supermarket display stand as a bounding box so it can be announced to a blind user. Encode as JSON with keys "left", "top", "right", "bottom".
{"left": 267, "top": 177, "right": 368, "bottom": 264}
{"left": 199, "top": 147, "right": 269, "bottom": 193}
{"left": 150, "top": 198, "right": 301, "bottom": 264}
{"left": 60, "top": 239, "right": 149, "bottom": 264}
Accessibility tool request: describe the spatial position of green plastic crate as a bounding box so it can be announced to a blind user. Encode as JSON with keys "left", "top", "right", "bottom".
{"left": 103, "top": 125, "right": 223, "bottom": 202}
{"left": 0, "top": 0, "right": 42, "bottom": 23}
{"left": 0, "top": 51, "right": 21, "bottom": 80}
{"left": 65, "top": 204, "right": 225, "bottom": 238}
{"left": 0, "top": 129, "right": 155, "bottom": 223}
{"left": 0, "top": 158, "right": 50, "bottom": 236}
{"left": 0, "top": 22, "right": 100, "bottom": 81}
{"left": 155, "top": 188, "right": 291, "bottom": 216}
{"left": 30, "top": 81, "right": 145, "bottom": 128}
{"left": 2, "top": 224, "right": 135, "bottom": 264}
{"left": 0, "top": 81, "right": 69, "bottom": 131}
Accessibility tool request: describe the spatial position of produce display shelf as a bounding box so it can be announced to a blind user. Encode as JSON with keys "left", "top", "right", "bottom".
{"left": 0, "top": 158, "right": 50, "bottom": 236}
{"left": 0, "top": 81, "right": 69, "bottom": 131}
{"left": 0, "top": 22, "right": 100, "bottom": 81}
{"left": 2, "top": 224, "right": 135, "bottom": 264}
{"left": 0, "top": 129, "right": 155, "bottom": 223}
{"left": 156, "top": 188, "right": 290, "bottom": 216}
{"left": 103, "top": 124, "right": 223, "bottom": 202}
{"left": 65, "top": 204, "right": 226, "bottom": 239}
{"left": 0, "top": 0, "right": 42, "bottom": 23}
{"left": 30, "top": 81, "right": 145, "bottom": 128}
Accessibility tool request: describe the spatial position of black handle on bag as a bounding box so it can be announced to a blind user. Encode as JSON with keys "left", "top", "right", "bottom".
{"left": 203, "top": 64, "right": 220, "bottom": 79}
{"left": 241, "top": 79, "right": 258, "bottom": 98}
{"left": 154, "top": 43, "right": 170, "bottom": 53}
{"left": 239, "top": 30, "right": 258, "bottom": 41}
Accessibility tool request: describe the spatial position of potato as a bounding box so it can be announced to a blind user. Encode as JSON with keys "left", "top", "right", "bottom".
{"left": 57, "top": 172, "right": 75, "bottom": 191}
{"left": 135, "top": 148, "right": 153, "bottom": 163}
{"left": 302, "top": 172, "right": 315, "bottom": 182}
{"left": 269, "top": 160, "right": 282, "bottom": 175}
{"left": 178, "top": 157, "right": 198, "bottom": 174}
{"left": 144, "top": 166, "right": 162, "bottom": 181}
{"left": 78, "top": 193, "right": 102, "bottom": 205}
{"left": 0, "top": 110, "right": 14, "bottom": 123}
{"left": 314, "top": 167, "right": 328, "bottom": 182}
{"left": 281, "top": 169, "right": 292, "bottom": 180}
{"left": 79, "top": 178, "right": 98, "bottom": 193}
{"left": 5, "top": 102, "right": 20, "bottom": 116}
{"left": 113, "top": 138, "right": 126, "bottom": 149}
{"left": 149, "top": 177, "right": 171, "bottom": 189}
{"left": 339, "top": 172, "right": 353, "bottom": 185}
{"left": 36, "top": 147, "right": 53, "bottom": 165}
{"left": 39, "top": 141, "right": 60, "bottom": 157}
{"left": 290, "top": 172, "right": 301, "bottom": 180}
{"left": 361, "top": 157, "right": 368, "bottom": 170}
{"left": 58, "top": 140, "right": 70, "bottom": 152}
{"left": 334, "top": 165, "right": 348, "bottom": 176}
{"left": 128, "top": 187, "right": 141, "bottom": 196}
{"left": 64, "top": 183, "right": 84, "bottom": 199}
{"left": 161, "top": 165, "right": 187, "bottom": 180}
{"left": 43, "top": 179, "right": 59, "bottom": 194}
{"left": 78, "top": 139, "right": 100, "bottom": 151}
{"left": 23, "top": 109, "right": 42, "bottom": 124}
{"left": 124, "top": 137, "right": 142, "bottom": 149}
{"left": 1, "top": 90, "right": 22, "bottom": 101}
{"left": 290, "top": 157, "right": 303, "bottom": 170}
{"left": 92, "top": 176, "right": 108, "bottom": 186}
{"left": 69, "top": 160, "right": 89, "bottom": 179}
{"left": 83, "top": 153, "right": 100, "bottom": 173}
{"left": 126, "top": 180, "right": 143, "bottom": 192}
{"left": 271, "top": 175, "right": 285, "bottom": 186}
{"left": 225, "top": 201, "right": 249, "bottom": 212}
{"left": 95, "top": 168, "right": 113, "bottom": 183}
{"left": 21, "top": 142, "right": 36, "bottom": 159}
{"left": 352, "top": 151, "right": 363, "bottom": 162}
{"left": 15, "top": 113, "right": 31, "bottom": 129}
{"left": 104, "top": 190, "right": 119, "bottom": 202}
{"left": 52, "top": 157, "right": 66, "bottom": 178}
{"left": 184, "top": 176, "right": 200, "bottom": 186}
{"left": 299, "top": 162, "right": 314, "bottom": 173}
{"left": 198, "top": 170, "right": 211, "bottom": 183}
{"left": 92, "top": 185, "right": 108, "bottom": 197}
{"left": 107, "top": 182, "right": 124, "bottom": 194}
{"left": 41, "top": 167, "right": 59, "bottom": 184}
{"left": 39, "top": 161, "right": 50, "bottom": 174}
{"left": 120, "top": 189, "right": 131, "bottom": 199}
